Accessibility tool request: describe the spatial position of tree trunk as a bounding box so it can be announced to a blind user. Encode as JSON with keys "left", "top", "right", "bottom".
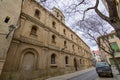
{"left": 109, "top": 19, "right": 120, "bottom": 39}
{"left": 112, "top": 55, "right": 120, "bottom": 74}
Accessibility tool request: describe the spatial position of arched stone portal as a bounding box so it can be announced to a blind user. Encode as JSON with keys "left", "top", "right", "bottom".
{"left": 21, "top": 52, "right": 35, "bottom": 71}
{"left": 20, "top": 52, "right": 35, "bottom": 80}
{"left": 19, "top": 48, "right": 38, "bottom": 80}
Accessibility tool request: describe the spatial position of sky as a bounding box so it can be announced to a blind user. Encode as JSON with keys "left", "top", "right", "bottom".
{"left": 37, "top": 0, "right": 114, "bottom": 50}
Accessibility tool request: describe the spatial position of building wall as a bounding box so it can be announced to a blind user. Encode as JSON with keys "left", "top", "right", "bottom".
{"left": 98, "top": 31, "right": 120, "bottom": 64}
{"left": 0, "top": 0, "right": 22, "bottom": 74}
{"left": 0, "top": 0, "right": 93, "bottom": 80}
{"left": 106, "top": 31, "right": 120, "bottom": 64}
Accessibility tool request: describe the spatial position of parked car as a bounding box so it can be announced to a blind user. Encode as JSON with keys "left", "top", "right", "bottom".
{"left": 95, "top": 62, "right": 113, "bottom": 77}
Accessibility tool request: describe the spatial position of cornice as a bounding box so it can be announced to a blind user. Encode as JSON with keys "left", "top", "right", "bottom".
{"left": 13, "top": 36, "right": 89, "bottom": 58}
{"left": 27, "top": 0, "right": 90, "bottom": 49}
{"left": 21, "top": 12, "right": 90, "bottom": 53}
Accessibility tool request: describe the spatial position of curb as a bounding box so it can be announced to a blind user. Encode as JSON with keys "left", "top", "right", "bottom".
{"left": 46, "top": 67, "right": 95, "bottom": 80}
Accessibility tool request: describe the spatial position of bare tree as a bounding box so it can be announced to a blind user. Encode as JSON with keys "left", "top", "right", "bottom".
{"left": 83, "top": 0, "right": 120, "bottom": 39}
{"left": 64, "top": 0, "right": 120, "bottom": 38}
{"left": 37, "top": 0, "right": 120, "bottom": 39}
{"left": 76, "top": 14, "right": 120, "bottom": 74}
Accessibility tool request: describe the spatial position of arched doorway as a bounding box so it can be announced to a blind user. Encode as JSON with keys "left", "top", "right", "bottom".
{"left": 21, "top": 52, "right": 35, "bottom": 71}
{"left": 74, "top": 58, "right": 77, "bottom": 71}
{"left": 20, "top": 52, "right": 35, "bottom": 80}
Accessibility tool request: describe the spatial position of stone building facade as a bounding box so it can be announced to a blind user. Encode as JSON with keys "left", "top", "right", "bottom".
{"left": 0, "top": 0, "right": 93, "bottom": 80}
{"left": 0, "top": 0, "right": 22, "bottom": 74}
{"left": 98, "top": 31, "right": 120, "bottom": 65}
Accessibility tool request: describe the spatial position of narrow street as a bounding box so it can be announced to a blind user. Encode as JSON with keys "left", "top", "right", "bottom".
{"left": 68, "top": 69, "right": 98, "bottom": 80}
{"left": 68, "top": 69, "right": 115, "bottom": 80}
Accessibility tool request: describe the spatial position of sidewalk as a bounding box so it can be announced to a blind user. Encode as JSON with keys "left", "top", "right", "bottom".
{"left": 111, "top": 66, "right": 119, "bottom": 75}
{"left": 111, "top": 66, "right": 120, "bottom": 80}
{"left": 46, "top": 67, "right": 119, "bottom": 80}
{"left": 46, "top": 67, "right": 95, "bottom": 80}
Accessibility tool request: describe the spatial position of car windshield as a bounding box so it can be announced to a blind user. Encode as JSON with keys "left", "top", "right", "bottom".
{"left": 96, "top": 62, "right": 109, "bottom": 67}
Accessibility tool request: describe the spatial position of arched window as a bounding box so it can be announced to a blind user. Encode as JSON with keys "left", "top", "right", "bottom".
{"left": 51, "top": 54, "right": 56, "bottom": 64}
{"left": 64, "top": 41, "right": 67, "bottom": 47}
{"left": 63, "top": 29, "right": 66, "bottom": 35}
{"left": 30, "top": 26, "right": 37, "bottom": 35}
{"left": 72, "top": 45, "right": 74, "bottom": 50}
{"left": 78, "top": 47, "right": 80, "bottom": 52}
{"left": 65, "top": 56, "right": 68, "bottom": 64}
{"left": 34, "top": 9, "right": 40, "bottom": 19}
{"left": 71, "top": 34, "right": 73, "bottom": 39}
{"left": 52, "top": 35, "right": 56, "bottom": 43}
{"left": 52, "top": 21, "right": 56, "bottom": 29}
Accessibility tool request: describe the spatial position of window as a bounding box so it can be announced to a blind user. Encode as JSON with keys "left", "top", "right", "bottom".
{"left": 80, "top": 59, "right": 82, "bottom": 64}
{"left": 52, "top": 35, "right": 56, "bottom": 43}
{"left": 63, "top": 29, "right": 66, "bottom": 35}
{"left": 34, "top": 9, "right": 40, "bottom": 19}
{"left": 51, "top": 54, "right": 56, "bottom": 64}
{"left": 72, "top": 45, "right": 74, "bottom": 50}
{"left": 71, "top": 34, "right": 73, "bottom": 39}
{"left": 30, "top": 26, "right": 37, "bottom": 36}
{"left": 52, "top": 21, "right": 56, "bottom": 29}
{"left": 4, "top": 16, "right": 10, "bottom": 23}
{"left": 65, "top": 56, "right": 68, "bottom": 64}
{"left": 78, "top": 47, "right": 80, "bottom": 52}
{"left": 110, "top": 42, "right": 120, "bottom": 52}
{"left": 64, "top": 41, "right": 67, "bottom": 47}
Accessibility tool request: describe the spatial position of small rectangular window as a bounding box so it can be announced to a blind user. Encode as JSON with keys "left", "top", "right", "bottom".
{"left": 4, "top": 16, "right": 10, "bottom": 23}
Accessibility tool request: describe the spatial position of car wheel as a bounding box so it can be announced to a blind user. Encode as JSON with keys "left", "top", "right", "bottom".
{"left": 110, "top": 73, "right": 113, "bottom": 77}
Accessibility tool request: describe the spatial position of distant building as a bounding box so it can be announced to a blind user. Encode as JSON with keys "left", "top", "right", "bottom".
{"left": 92, "top": 50, "right": 103, "bottom": 62}
{"left": 98, "top": 31, "right": 120, "bottom": 65}
{"left": 0, "top": 0, "right": 93, "bottom": 80}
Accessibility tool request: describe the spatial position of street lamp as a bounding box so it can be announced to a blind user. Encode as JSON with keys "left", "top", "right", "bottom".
{"left": 6, "top": 25, "right": 15, "bottom": 39}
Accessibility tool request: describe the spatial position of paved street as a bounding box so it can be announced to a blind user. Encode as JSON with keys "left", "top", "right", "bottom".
{"left": 47, "top": 67, "right": 116, "bottom": 80}
{"left": 68, "top": 69, "right": 115, "bottom": 80}
{"left": 68, "top": 69, "right": 98, "bottom": 80}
